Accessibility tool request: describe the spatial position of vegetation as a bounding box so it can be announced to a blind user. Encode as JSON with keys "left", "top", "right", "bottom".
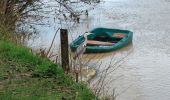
{"left": 0, "top": 0, "right": 99, "bottom": 100}
{"left": 0, "top": 40, "right": 96, "bottom": 100}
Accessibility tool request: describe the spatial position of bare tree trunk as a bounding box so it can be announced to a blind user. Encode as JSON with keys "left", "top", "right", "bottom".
{"left": 0, "top": 0, "right": 8, "bottom": 14}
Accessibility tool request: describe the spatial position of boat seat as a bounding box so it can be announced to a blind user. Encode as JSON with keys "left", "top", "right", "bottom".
{"left": 87, "top": 40, "right": 115, "bottom": 46}
{"left": 113, "top": 33, "right": 127, "bottom": 38}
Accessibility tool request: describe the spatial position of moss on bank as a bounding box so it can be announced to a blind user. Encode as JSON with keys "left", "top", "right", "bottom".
{"left": 0, "top": 40, "right": 96, "bottom": 100}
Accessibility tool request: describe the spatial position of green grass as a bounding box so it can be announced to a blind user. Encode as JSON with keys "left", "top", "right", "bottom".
{"left": 0, "top": 40, "right": 96, "bottom": 100}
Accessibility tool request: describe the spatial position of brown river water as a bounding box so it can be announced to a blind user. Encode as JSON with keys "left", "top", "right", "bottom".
{"left": 27, "top": 0, "right": 170, "bottom": 100}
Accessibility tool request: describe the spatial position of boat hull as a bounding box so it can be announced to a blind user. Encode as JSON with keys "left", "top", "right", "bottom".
{"left": 70, "top": 28, "right": 133, "bottom": 53}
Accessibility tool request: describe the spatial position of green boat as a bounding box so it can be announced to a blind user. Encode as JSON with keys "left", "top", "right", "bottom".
{"left": 70, "top": 27, "right": 133, "bottom": 53}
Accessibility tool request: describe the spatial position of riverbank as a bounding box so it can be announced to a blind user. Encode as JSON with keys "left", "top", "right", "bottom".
{"left": 0, "top": 40, "right": 96, "bottom": 100}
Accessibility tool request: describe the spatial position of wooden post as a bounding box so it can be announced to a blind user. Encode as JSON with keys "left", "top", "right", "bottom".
{"left": 85, "top": 10, "right": 88, "bottom": 17}
{"left": 77, "top": 17, "right": 80, "bottom": 23}
{"left": 60, "top": 29, "right": 69, "bottom": 73}
{"left": 76, "top": 72, "right": 79, "bottom": 83}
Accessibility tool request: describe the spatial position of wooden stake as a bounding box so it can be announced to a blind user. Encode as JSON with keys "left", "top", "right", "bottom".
{"left": 60, "top": 29, "right": 69, "bottom": 73}
{"left": 76, "top": 72, "right": 79, "bottom": 83}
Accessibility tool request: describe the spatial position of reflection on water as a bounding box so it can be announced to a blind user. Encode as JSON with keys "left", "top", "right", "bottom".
{"left": 27, "top": 0, "right": 170, "bottom": 100}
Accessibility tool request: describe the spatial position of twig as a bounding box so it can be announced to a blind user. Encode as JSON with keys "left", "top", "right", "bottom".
{"left": 46, "top": 28, "right": 60, "bottom": 57}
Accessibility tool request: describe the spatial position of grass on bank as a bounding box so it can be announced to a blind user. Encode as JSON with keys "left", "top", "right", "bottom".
{"left": 0, "top": 40, "right": 96, "bottom": 100}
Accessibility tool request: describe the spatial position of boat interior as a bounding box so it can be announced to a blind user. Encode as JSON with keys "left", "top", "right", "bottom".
{"left": 86, "top": 33, "right": 126, "bottom": 46}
